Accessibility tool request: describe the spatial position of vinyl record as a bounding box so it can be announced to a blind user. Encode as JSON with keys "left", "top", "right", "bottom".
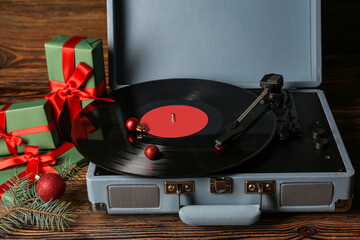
{"left": 72, "top": 79, "right": 277, "bottom": 177}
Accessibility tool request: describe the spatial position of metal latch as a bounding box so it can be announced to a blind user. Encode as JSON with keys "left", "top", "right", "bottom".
{"left": 210, "top": 177, "right": 232, "bottom": 194}
{"left": 245, "top": 181, "right": 276, "bottom": 210}
{"left": 164, "top": 181, "right": 195, "bottom": 210}
{"left": 245, "top": 181, "right": 275, "bottom": 194}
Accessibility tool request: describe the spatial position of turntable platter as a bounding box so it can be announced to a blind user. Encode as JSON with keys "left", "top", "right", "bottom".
{"left": 72, "top": 79, "right": 277, "bottom": 177}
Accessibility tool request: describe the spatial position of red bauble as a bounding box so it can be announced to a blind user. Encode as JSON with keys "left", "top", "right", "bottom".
{"left": 144, "top": 144, "right": 160, "bottom": 160}
{"left": 36, "top": 173, "right": 66, "bottom": 202}
{"left": 125, "top": 117, "right": 139, "bottom": 131}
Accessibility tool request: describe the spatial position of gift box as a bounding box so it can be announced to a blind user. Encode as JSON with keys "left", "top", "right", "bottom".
{"left": 0, "top": 143, "right": 88, "bottom": 203}
{"left": 44, "top": 35, "right": 112, "bottom": 140}
{"left": 0, "top": 100, "right": 60, "bottom": 156}
{"left": 45, "top": 35, "right": 106, "bottom": 100}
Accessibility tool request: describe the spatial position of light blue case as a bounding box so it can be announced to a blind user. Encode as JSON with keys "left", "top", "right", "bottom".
{"left": 86, "top": 0, "right": 354, "bottom": 225}
{"left": 108, "top": 0, "right": 321, "bottom": 89}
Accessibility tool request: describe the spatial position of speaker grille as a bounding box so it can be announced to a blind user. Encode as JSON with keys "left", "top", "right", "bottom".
{"left": 281, "top": 182, "right": 333, "bottom": 206}
{"left": 108, "top": 185, "right": 160, "bottom": 208}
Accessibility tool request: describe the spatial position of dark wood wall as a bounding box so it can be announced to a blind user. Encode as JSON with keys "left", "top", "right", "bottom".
{"left": 322, "top": 1, "right": 360, "bottom": 84}
{"left": 0, "top": 0, "right": 107, "bottom": 97}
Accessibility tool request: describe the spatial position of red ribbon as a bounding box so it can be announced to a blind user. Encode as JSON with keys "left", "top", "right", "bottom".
{"left": 0, "top": 104, "right": 56, "bottom": 156}
{"left": 45, "top": 36, "right": 114, "bottom": 127}
{"left": 48, "top": 76, "right": 106, "bottom": 100}
{"left": 0, "top": 142, "right": 74, "bottom": 200}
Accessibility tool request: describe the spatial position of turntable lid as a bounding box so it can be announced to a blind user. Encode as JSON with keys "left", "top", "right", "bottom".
{"left": 107, "top": 0, "right": 321, "bottom": 89}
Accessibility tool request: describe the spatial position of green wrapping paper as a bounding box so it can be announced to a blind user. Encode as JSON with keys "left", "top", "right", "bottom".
{"left": 44, "top": 35, "right": 108, "bottom": 140}
{"left": 0, "top": 100, "right": 60, "bottom": 156}
{"left": 45, "top": 34, "right": 106, "bottom": 100}
{"left": 0, "top": 145, "right": 88, "bottom": 203}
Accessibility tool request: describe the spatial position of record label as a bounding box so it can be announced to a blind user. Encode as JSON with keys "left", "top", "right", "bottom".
{"left": 140, "top": 105, "right": 208, "bottom": 138}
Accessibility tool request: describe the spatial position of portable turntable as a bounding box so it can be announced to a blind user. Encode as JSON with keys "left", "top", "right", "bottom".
{"left": 73, "top": 0, "right": 354, "bottom": 225}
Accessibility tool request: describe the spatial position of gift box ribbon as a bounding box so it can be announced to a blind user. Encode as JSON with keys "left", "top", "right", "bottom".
{"left": 45, "top": 36, "right": 114, "bottom": 128}
{"left": 0, "top": 104, "right": 56, "bottom": 156}
{"left": 0, "top": 142, "right": 74, "bottom": 200}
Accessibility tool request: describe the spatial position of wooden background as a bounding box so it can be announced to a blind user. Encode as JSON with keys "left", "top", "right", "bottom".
{"left": 0, "top": 0, "right": 360, "bottom": 239}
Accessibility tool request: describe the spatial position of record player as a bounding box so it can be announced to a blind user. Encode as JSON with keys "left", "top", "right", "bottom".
{"left": 73, "top": 0, "right": 354, "bottom": 225}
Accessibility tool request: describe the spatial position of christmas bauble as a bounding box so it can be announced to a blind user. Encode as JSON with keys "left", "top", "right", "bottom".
{"left": 125, "top": 117, "right": 139, "bottom": 131}
{"left": 144, "top": 144, "right": 159, "bottom": 160}
{"left": 36, "top": 173, "right": 66, "bottom": 202}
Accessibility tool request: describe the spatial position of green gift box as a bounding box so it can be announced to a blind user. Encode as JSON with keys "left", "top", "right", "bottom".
{"left": 45, "top": 35, "right": 107, "bottom": 140}
{"left": 45, "top": 34, "right": 106, "bottom": 99}
{"left": 0, "top": 144, "right": 88, "bottom": 203}
{"left": 0, "top": 100, "right": 60, "bottom": 156}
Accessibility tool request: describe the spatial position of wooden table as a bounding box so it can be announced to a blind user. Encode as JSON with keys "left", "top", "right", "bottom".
{"left": 0, "top": 0, "right": 359, "bottom": 239}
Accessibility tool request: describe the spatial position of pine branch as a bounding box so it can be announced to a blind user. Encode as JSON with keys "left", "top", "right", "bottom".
{"left": 19, "top": 207, "right": 67, "bottom": 218}
{"left": 63, "top": 164, "right": 77, "bottom": 179}
{"left": 0, "top": 174, "right": 29, "bottom": 234}
{"left": 12, "top": 174, "right": 20, "bottom": 206}
{"left": 20, "top": 198, "right": 76, "bottom": 232}
{"left": 58, "top": 156, "right": 84, "bottom": 191}
{"left": 0, "top": 156, "right": 85, "bottom": 235}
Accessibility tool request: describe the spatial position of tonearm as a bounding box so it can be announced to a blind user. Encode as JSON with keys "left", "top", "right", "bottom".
{"left": 215, "top": 74, "right": 301, "bottom": 150}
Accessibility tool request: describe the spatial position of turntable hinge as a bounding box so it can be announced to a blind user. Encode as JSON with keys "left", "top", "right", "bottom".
{"left": 210, "top": 177, "right": 232, "bottom": 194}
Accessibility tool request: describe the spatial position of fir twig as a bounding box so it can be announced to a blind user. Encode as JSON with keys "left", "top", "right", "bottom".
{"left": 63, "top": 164, "right": 77, "bottom": 179}
{"left": 12, "top": 175, "right": 20, "bottom": 206}
{"left": 19, "top": 207, "right": 68, "bottom": 218}
{"left": 21, "top": 198, "right": 76, "bottom": 231}
{"left": 0, "top": 174, "right": 29, "bottom": 234}
{"left": 0, "top": 155, "right": 85, "bottom": 235}
{"left": 58, "top": 155, "right": 84, "bottom": 191}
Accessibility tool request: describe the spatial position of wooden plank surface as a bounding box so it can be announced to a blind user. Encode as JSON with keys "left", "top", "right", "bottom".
{"left": 0, "top": 0, "right": 359, "bottom": 239}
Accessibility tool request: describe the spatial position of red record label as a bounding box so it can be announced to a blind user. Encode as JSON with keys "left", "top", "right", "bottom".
{"left": 140, "top": 105, "right": 208, "bottom": 138}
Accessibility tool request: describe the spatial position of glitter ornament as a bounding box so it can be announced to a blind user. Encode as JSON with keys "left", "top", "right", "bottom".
{"left": 36, "top": 173, "right": 66, "bottom": 202}
{"left": 144, "top": 144, "right": 159, "bottom": 160}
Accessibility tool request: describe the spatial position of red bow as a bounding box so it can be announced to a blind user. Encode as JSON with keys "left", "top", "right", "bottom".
{"left": 45, "top": 62, "right": 108, "bottom": 124}
{"left": 0, "top": 104, "right": 23, "bottom": 156}
{"left": 0, "top": 145, "right": 56, "bottom": 182}
{"left": 0, "top": 131, "right": 23, "bottom": 156}
{"left": 0, "top": 142, "right": 74, "bottom": 200}
{"left": 0, "top": 104, "right": 57, "bottom": 156}
{"left": 45, "top": 36, "right": 114, "bottom": 127}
